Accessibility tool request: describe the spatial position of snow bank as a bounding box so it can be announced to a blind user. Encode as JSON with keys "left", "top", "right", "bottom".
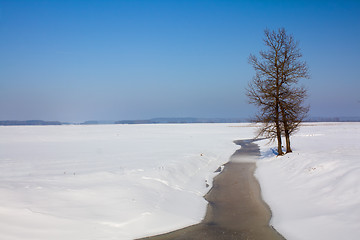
{"left": 0, "top": 123, "right": 254, "bottom": 239}
{"left": 256, "top": 122, "right": 360, "bottom": 240}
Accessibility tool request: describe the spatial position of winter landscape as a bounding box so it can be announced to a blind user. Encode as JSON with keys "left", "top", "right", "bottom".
{"left": 1, "top": 1, "right": 360, "bottom": 239}
{"left": 0, "top": 122, "right": 359, "bottom": 239}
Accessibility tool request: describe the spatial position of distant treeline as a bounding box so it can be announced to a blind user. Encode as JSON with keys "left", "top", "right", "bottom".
{"left": 0, "top": 120, "right": 62, "bottom": 126}
{"left": 115, "top": 118, "right": 246, "bottom": 124}
{"left": 305, "top": 117, "right": 360, "bottom": 122}
{"left": 1, "top": 117, "right": 359, "bottom": 126}
{"left": 115, "top": 117, "right": 360, "bottom": 124}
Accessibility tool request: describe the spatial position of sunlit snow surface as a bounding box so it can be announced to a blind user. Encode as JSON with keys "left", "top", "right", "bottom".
{"left": 256, "top": 122, "right": 360, "bottom": 240}
{"left": 1, "top": 123, "right": 360, "bottom": 240}
{"left": 0, "top": 124, "right": 252, "bottom": 239}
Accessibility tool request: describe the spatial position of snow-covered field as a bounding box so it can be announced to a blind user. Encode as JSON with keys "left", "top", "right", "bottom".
{"left": 0, "top": 122, "right": 359, "bottom": 240}
{"left": 0, "top": 123, "right": 252, "bottom": 239}
{"left": 256, "top": 122, "right": 360, "bottom": 240}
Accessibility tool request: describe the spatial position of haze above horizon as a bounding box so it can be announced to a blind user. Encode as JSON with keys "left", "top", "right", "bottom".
{"left": 1, "top": 0, "right": 359, "bottom": 122}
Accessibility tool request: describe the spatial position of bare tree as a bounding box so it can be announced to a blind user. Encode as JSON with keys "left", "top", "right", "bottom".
{"left": 247, "top": 28, "right": 309, "bottom": 155}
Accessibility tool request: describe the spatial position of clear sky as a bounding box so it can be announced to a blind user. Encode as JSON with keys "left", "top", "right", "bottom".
{"left": 1, "top": 0, "right": 359, "bottom": 122}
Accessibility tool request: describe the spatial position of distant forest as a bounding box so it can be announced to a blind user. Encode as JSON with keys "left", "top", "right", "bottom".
{"left": 0, "top": 120, "right": 62, "bottom": 126}
{"left": 0, "top": 117, "right": 359, "bottom": 126}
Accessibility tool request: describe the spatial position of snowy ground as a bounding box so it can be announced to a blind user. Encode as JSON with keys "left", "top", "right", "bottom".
{"left": 0, "top": 123, "right": 253, "bottom": 239}
{"left": 256, "top": 122, "right": 360, "bottom": 240}
{"left": 1, "top": 123, "right": 359, "bottom": 240}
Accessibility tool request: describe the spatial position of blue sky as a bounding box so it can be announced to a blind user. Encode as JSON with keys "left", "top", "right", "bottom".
{"left": 0, "top": 0, "right": 359, "bottom": 122}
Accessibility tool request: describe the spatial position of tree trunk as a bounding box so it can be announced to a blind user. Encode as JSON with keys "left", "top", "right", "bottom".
{"left": 274, "top": 52, "right": 284, "bottom": 156}
{"left": 275, "top": 101, "right": 284, "bottom": 156}
{"left": 276, "top": 128, "right": 283, "bottom": 155}
{"left": 284, "top": 130, "right": 292, "bottom": 153}
{"left": 280, "top": 104, "right": 292, "bottom": 153}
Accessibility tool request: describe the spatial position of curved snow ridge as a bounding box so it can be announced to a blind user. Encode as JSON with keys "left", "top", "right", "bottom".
{"left": 141, "top": 176, "right": 204, "bottom": 196}
{"left": 100, "top": 212, "right": 152, "bottom": 228}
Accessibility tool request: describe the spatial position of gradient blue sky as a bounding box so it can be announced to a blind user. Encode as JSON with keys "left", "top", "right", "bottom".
{"left": 1, "top": 0, "right": 359, "bottom": 122}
